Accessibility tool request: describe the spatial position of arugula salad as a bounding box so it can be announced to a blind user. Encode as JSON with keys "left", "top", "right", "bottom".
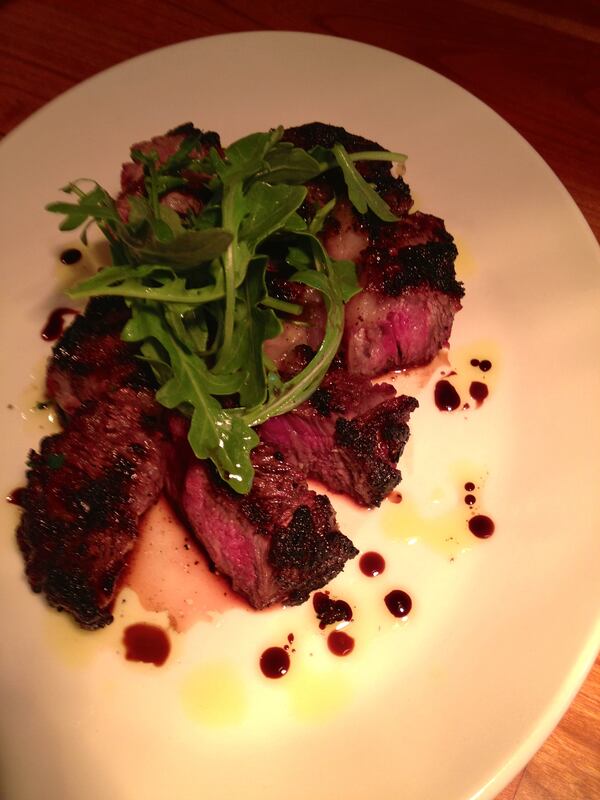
{"left": 47, "top": 126, "right": 405, "bottom": 493}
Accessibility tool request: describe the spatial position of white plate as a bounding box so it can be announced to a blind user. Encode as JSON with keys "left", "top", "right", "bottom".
{"left": 0, "top": 32, "right": 599, "bottom": 800}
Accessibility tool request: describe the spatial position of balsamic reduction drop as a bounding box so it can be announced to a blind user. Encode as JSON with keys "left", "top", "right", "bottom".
{"left": 327, "top": 630, "right": 354, "bottom": 657}
{"left": 464, "top": 494, "right": 476, "bottom": 506}
{"left": 260, "top": 646, "right": 290, "bottom": 678}
{"left": 359, "top": 551, "right": 386, "bottom": 577}
{"left": 384, "top": 590, "right": 412, "bottom": 618}
{"left": 41, "top": 308, "right": 79, "bottom": 341}
{"left": 60, "top": 248, "right": 82, "bottom": 265}
{"left": 464, "top": 482, "right": 475, "bottom": 492}
{"left": 470, "top": 358, "right": 492, "bottom": 372}
{"left": 469, "top": 381, "right": 489, "bottom": 407}
{"left": 434, "top": 380, "right": 461, "bottom": 411}
{"left": 313, "top": 592, "right": 352, "bottom": 629}
{"left": 468, "top": 515, "right": 495, "bottom": 538}
{"left": 123, "top": 623, "right": 170, "bottom": 666}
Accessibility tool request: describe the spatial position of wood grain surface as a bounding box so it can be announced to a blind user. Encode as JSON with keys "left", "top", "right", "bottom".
{"left": 1, "top": 1, "right": 598, "bottom": 798}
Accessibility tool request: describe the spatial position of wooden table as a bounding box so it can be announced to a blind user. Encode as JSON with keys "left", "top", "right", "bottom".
{"left": 1, "top": 2, "right": 598, "bottom": 797}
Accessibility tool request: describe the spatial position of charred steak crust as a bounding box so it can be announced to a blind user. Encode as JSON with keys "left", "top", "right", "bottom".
{"left": 47, "top": 296, "right": 154, "bottom": 414}
{"left": 17, "top": 388, "right": 169, "bottom": 629}
{"left": 259, "top": 359, "right": 418, "bottom": 507}
{"left": 360, "top": 211, "right": 464, "bottom": 299}
{"left": 166, "top": 437, "right": 357, "bottom": 609}
{"left": 269, "top": 497, "right": 356, "bottom": 606}
{"left": 334, "top": 396, "right": 418, "bottom": 506}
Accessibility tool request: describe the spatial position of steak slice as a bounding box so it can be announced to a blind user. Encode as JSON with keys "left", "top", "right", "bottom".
{"left": 46, "top": 296, "right": 153, "bottom": 415}
{"left": 16, "top": 387, "right": 169, "bottom": 629}
{"left": 166, "top": 429, "right": 357, "bottom": 609}
{"left": 259, "top": 358, "right": 418, "bottom": 506}
{"left": 279, "top": 123, "right": 464, "bottom": 377}
{"left": 344, "top": 211, "right": 463, "bottom": 376}
{"left": 343, "top": 286, "right": 461, "bottom": 377}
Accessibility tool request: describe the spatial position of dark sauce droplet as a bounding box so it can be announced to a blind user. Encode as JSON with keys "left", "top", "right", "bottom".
{"left": 469, "top": 514, "right": 495, "bottom": 538}
{"left": 260, "top": 646, "right": 290, "bottom": 678}
{"left": 388, "top": 491, "right": 402, "bottom": 504}
{"left": 7, "top": 487, "right": 26, "bottom": 506}
{"left": 123, "top": 623, "right": 170, "bottom": 666}
{"left": 327, "top": 630, "right": 354, "bottom": 657}
{"left": 313, "top": 591, "right": 352, "bottom": 629}
{"left": 434, "top": 379, "right": 461, "bottom": 411}
{"left": 470, "top": 358, "right": 492, "bottom": 372}
{"left": 464, "top": 494, "right": 476, "bottom": 506}
{"left": 287, "top": 632, "right": 294, "bottom": 644}
{"left": 384, "top": 590, "right": 412, "bottom": 618}
{"left": 359, "top": 551, "right": 386, "bottom": 577}
{"left": 41, "top": 308, "right": 79, "bottom": 341}
{"left": 469, "top": 381, "right": 489, "bottom": 407}
{"left": 464, "top": 482, "right": 475, "bottom": 492}
{"left": 60, "top": 248, "right": 82, "bottom": 265}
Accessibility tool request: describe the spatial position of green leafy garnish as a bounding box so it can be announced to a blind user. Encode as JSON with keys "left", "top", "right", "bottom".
{"left": 47, "top": 125, "right": 402, "bottom": 492}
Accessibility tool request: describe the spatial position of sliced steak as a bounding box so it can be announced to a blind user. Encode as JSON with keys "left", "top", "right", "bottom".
{"left": 166, "top": 429, "right": 357, "bottom": 609}
{"left": 259, "top": 358, "right": 418, "bottom": 506}
{"left": 46, "top": 296, "right": 152, "bottom": 415}
{"left": 16, "top": 388, "right": 169, "bottom": 629}
{"left": 343, "top": 286, "right": 461, "bottom": 376}
{"left": 344, "top": 211, "right": 463, "bottom": 376}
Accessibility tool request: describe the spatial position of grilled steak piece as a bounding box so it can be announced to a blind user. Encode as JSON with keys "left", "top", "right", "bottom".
{"left": 260, "top": 356, "right": 418, "bottom": 506}
{"left": 344, "top": 211, "right": 463, "bottom": 376}
{"left": 46, "top": 296, "right": 153, "bottom": 415}
{"left": 117, "top": 122, "right": 223, "bottom": 222}
{"left": 166, "top": 427, "right": 357, "bottom": 609}
{"left": 263, "top": 273, "right": 327, "bottom": 369}
{"left": 266, "top": 123, "right": 463, "bottom": 378}
{"left": 17, "top": 387, "right": 169, "bottom": 629}
{"left": 343, "top": 286, "right": 461, "bottom": 377}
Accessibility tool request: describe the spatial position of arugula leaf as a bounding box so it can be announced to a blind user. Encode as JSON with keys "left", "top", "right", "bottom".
{"left": 216, "top": 128, "right": 283, "bottom": 185}
{"left": 347, "top": 150, "right": 407, "bottom": 163}
{"left": 68, "top": 264, "right": 225, "bottom": 304}
{"left": 258, "top": 142, "right": 322, "bottom": 184}
{"left": 332, "top": 143, "right": 398, "bottom": 222}
{"left": 310, "top": 145, "right": 407, "bottom": 169}
{"left": 46, "top": 181, "right": 121, "bottom": 233}
{"left": 239, "top": 183, "right": 307, "bottom": 245}
{"left": 244, "top": 234, "right": 349, "bottom": 426}
{"left": 237, "top": 260, "right": 283, "bottom": 407}
{"left": 125, "top": 302, "right": 258, "bottom": 491}
{"left": 308, "top": 196, "right": 336, "bottom": 235}
{"left": 124, "top": 227, "right": 233, "bottom": 269}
